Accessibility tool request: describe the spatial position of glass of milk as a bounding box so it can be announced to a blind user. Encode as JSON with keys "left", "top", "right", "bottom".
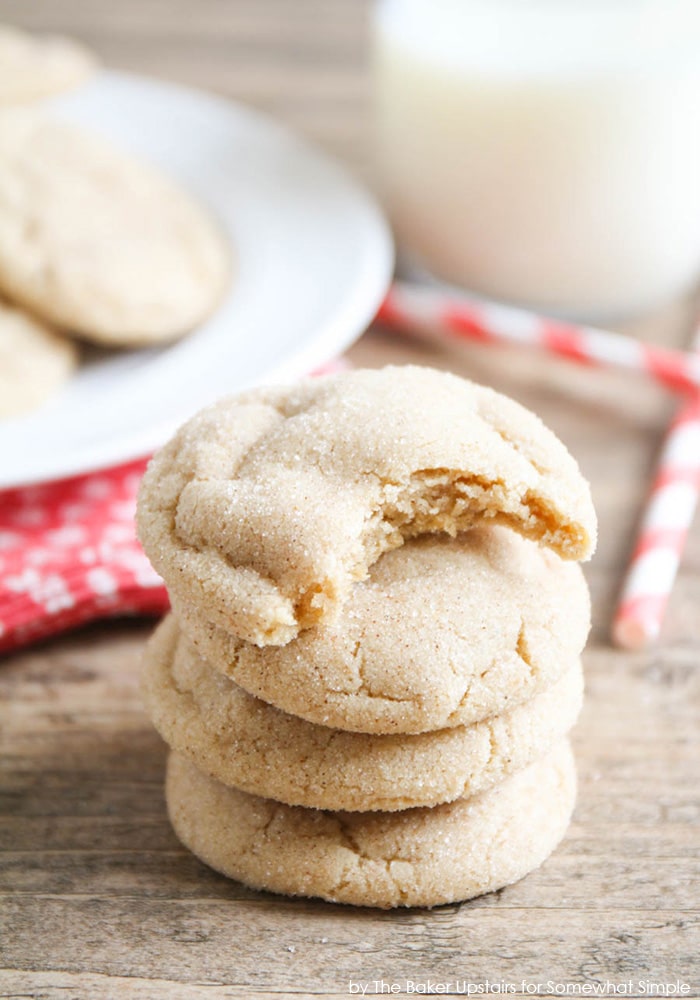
{"left": 373, "top": 0, "right": 700, "bottom": 319}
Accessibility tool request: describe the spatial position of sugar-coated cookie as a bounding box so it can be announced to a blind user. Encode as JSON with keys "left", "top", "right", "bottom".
{"left": 0, "top": 297, "right": 77, "bottom": 417}
{"left": 0, "top": 24, "right": 95, "bottom": 105}
{"left": 138, "top": 366, "right": 597, "bottom": 646}
{"left": 166, "top": 740, "right": 576, "bottom": 908}
{"left": 0, "top": 111, "right": 230, "bottom": 346}
{"left": 144, "top": 615, "right": 583, "bottom": 811}
{"left": 171, "top": 526, "right": 590, "bottom": 734}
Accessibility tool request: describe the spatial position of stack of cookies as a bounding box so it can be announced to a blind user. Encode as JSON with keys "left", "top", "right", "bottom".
{"left": 137, "top": 365, "right": 596, "bottom": 909}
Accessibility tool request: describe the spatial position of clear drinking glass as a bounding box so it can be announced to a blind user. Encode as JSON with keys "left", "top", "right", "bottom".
{"left": 373, "top": 0, "right": 700, "bottom": 319}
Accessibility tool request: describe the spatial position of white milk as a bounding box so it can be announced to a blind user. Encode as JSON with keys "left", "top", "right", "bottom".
{"left": 373, "top": 0, "right": 700, "bottom": 318}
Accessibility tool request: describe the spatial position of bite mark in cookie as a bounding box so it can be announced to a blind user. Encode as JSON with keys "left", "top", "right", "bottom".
{"left": 138, "top": 366, "right": 597, "bottom": 646}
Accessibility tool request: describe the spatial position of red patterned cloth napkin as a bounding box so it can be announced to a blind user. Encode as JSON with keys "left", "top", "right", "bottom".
{"left": 0, "top": 458, "right": 168, "bottom": 654}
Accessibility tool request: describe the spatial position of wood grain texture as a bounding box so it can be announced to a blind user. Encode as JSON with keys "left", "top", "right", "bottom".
{"left": 0, "top": 1, "right": 699, "bottom": 998}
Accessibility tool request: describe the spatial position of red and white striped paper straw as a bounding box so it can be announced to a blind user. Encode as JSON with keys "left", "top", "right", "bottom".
{"left": 378, "top": 281, "right": 700, "bottom": 396}
{"left": 612, "top": 330, "right": 700, "bottom": 650}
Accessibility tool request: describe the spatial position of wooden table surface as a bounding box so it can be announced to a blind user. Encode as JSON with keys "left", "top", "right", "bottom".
{"left": 1, "top": 2, "right": 699, "bottom": 998}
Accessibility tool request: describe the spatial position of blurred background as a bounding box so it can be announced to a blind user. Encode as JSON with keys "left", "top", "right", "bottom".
{"left": 0, "top": 0, "right": 372, "bottom": 172}
{"left": 3, "top": 0, "right": 699, "bottom": 331}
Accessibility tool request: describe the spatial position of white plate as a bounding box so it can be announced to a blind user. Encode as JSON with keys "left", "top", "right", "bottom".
{"left": 0, "top": 71, "right": 393, "bottom": 489}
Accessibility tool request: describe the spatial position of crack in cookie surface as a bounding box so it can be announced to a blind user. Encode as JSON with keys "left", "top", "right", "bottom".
{"left": 143, "top": 615, "right": 584, "bottom": 812}
{"left": 164, "top": 744, "right": 577, "bottom": 908}
{"left": 138, "top": 366, "right": 597, "bottom": 646}
{"left": 170, "top": 526, "right": 590, "bottom": 735}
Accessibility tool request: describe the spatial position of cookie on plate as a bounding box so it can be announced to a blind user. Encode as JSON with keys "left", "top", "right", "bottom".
{"left": 166, "top": 740, "right": 576, "bottom": 908}
{"left": 0, "top": 110, "right": 230, "bottom": 346}
{"left": 0, "top": 23, "right": 95, "bottom": 105}
{"left": 138, "top": 366, "right": 597, "bottom": 647}
{"left": 170, "top": 526, "right": 590, "bottom": 734}
{"left": 0, "top": 297, "right": 77, "bottom": 418}
{"left": 143, "top": 614, "right": 583, "bottom": 811}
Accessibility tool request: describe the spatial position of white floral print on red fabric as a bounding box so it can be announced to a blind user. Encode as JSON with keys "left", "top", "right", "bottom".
{"left": 0, "top": 458, "right": 168, "bottom": 654}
